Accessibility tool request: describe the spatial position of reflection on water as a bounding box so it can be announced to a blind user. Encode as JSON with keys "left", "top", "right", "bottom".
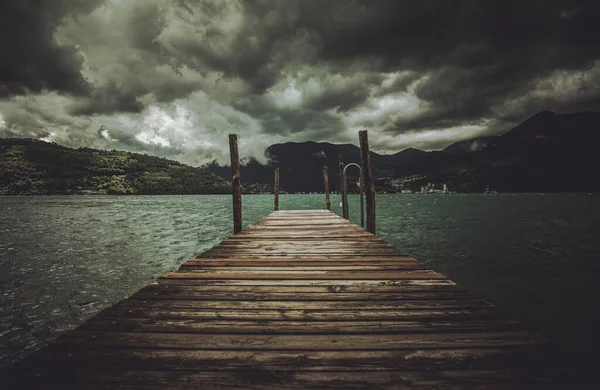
{"left": 1, "top": 194, "right": 599, "bottom": 369}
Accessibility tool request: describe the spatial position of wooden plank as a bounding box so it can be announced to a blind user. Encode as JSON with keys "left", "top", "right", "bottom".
{"left": 56, "top": 331, "right": 544, "bottom": 350}
{"left": 227, "top": 235, "right": 381, "bottom": 240}
{"left": 140, "top": 283, "right": 464, "bottom": 293}
{"left": 220, "top": 236, "right": 393, "bottom": 242}
{"left": 79, "top": 318, "right": 525, "bottom": 334}
{"left": 13, "top": 346, "right": 544, "bottom": 372}
{"left": 155, "top": 279, "right": 458, "bottom": 287}
{"left": 204, "top": 249, "right": 403, "bottom": 255}
{"left": 1, "top": 367, "right": 552, "bottom": 390}
{"left": 95, "top": 307, "right": 501, "bottom": 322}
{"left": 153, "top": 280, "right": 463, "bottom": 292}
{"left": 205, "top": 250, "right": 402, "bottom": 255}
{"left": 132, "top": 288, "right": 477, "bottom": 301}
{"left": 177, "top": 265, "right": 430, "bottom": 272}
{"left": 182, "top": 259, "right": 421, "bottom": 266}
{"left": 111, "top": 299, "right": 492, "bottom": 311}
{"left": 160, "top": 270, "right": 447, "bottom": 280}
{"left": 245, "top": 224, "right": 360, "bottom": 229}
{"left": 196, "top": 253, "right": 411, "bottom": 259}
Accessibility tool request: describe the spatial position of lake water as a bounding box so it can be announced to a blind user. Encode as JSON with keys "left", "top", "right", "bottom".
{"left": 1, "top": 194, "right": 599, "bottom": 371}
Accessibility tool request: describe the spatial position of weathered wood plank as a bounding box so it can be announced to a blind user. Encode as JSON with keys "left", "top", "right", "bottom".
{"left": 132, "top": 288, "right": 477, "bottom": 301}
{"left": 153, "top": 280, "right": 462, "bottom": 291}
{"left": 177, "top": 265, "right": 430, "bottom": 272}
{"left": 182, "top": 259, "right": 421, "bottom": 266}
{"left": 156, "top": 279, "right": 457, "bottom": 287}
{"left": 1, "top": 367, "right": 552, "bottom": 390}
{"left": 197, "top": 251, "right": 409, "bottom": 258}
{"left": 111, "top": 299, "right": 492, "bottom": 311}
{"left": 56, "top": 331, "right": 544, "bottom": 350}
{"left": 160, "top": 270, "right": 447, "bottom": 280}
{"left": 79, "top": 318, "right": 525, "bottom": 334}
{"left": 216, "top": 239, "right": 394, "bottom": 246}
{"left": 11, "top": 346, "right": 545, "bottom": 373}
{"left": 92, "top": 307, "right": 503, "bottom": 322}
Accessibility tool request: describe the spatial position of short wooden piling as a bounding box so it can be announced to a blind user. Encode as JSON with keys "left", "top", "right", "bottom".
{"left": 274, "top": 168, "right": 280, "bottom": 211}
{"left": 323, "top": 166, "right": 331, "bottom": 210}
{"left": 339, "top": 154, "right": 348, "bottom": 219}
{"left": 359, "top": 130, "right": 376, "bottom": 234}
{"left": 229, "top": 134, "right": 242, "bottom": 234}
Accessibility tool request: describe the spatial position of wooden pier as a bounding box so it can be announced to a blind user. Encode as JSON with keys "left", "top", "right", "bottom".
{"left": 1, "top": 210, "right": 555, "bottom": 389}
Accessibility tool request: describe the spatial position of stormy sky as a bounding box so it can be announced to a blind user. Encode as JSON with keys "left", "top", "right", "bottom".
{"left": 1, "top": 0, "right": 599, "bottom": 165}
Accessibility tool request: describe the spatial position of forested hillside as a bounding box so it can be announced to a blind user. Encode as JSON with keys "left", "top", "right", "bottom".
{"left": 0, "top": 139, "right": 229, "bottom": 195}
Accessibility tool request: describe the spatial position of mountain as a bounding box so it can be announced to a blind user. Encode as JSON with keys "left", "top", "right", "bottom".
{"left": 0, "top": 139, "right": 229, "bottom": 195}
{"left": 3, "top": 111, "right": 598, "bottom": 195}
{"left": 441, "top": 136, "right": 498, "bottom": 155}
{"left": 431, "top": 111, "right": 600, "bottom": 192}
{"left": 205, "top": 111, "right": 600, "bottom": 193}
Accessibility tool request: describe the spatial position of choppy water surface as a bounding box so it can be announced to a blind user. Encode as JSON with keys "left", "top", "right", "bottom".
{"left": 1, "top": 194, "right": 599, "bottom": 369}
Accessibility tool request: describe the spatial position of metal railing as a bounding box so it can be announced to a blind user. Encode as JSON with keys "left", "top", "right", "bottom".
{"left": 342, "top": 163, "right": 365, "bottom": 228}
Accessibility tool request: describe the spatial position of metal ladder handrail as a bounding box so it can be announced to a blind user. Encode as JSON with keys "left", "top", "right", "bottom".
{"left": 342, "top": 163, "right": 365, "bottom": 228}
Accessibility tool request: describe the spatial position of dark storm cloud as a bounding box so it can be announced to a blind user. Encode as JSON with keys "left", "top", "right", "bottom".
{"left": 69, "top": 80, "right": 144, "bottom": 116}
{"left": 277, "top": 0, "right": 600, "bottom": 132}
{"left": 0, "top": 0, "right": 104, "bottom": 97}
{"left": 156, "top": 0, "right": 600, "bottom": 136}
{"left": 301, "top": 72, "right": 386, "bottom": 112}
{"left": 232, "top": 94, "right": 346, "bottom": 139}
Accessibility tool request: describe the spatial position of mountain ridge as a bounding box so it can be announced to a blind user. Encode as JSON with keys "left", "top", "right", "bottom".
{"left": 205, "top": 110, "right": 600, "bottom": 193}
{"left": 2, "top": 110, "right": 599, "bottom": 195}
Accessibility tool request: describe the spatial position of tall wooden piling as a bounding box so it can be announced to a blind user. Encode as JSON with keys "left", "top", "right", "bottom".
{"left": 274, "top": 168, "right": 280, "bottom": 211}
{"left": 339, "top": 154, "right": 348, "bottom": 219}
{"left": 323, "top": 166, "right": 331, "bottom": 210}
{"left": 359, "top": 130, "right": 376, "bottom": 234}
{"left": 229, "top": 134, "right": 242, "bottom": 234}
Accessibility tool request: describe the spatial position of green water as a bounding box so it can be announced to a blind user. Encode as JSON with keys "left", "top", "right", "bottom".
{"left": 1, "top": 194, "right": 599, "bottom": 369}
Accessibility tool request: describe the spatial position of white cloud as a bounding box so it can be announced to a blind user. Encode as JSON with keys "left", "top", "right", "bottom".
{"left": 372, "top": 124, "right": 489, "bottom": 152}
{"left": 499, "top": 60, "right": 600, "bottom": 116}
{"left": 89, "top": 91, "right": 273, "bottom": 165}
{"left": 344, "top": 92, "right": 428, "bottom": 130}
{"left": 0, "top": 93, "right": 92, "bottom": 140}
{"left": 40, "top": 131, "right": 59, "bottom": 143}
{"left": 268, "top": 79, "right": 303, "bottom": 109}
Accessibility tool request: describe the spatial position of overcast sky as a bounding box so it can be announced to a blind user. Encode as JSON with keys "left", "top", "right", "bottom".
{"left": 1, "top": 0, "right": 599, "bottom": 165}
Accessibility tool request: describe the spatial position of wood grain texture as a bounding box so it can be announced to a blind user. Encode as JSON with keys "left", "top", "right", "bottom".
{"left": 359, "top": 130, "right": 376, "bottom": 234}
{"left": 229, "top": 134, "right": 242, "bottom": 234}
{"left": 0, "top": 210, "right": 556, "bottom": 389}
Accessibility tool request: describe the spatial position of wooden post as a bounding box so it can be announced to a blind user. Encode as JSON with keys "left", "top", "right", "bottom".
{"left": 229, "top": 134, "right": 242, "bottom": 234}
{"left": 323, "top": 166, "right": 330, "bottom": 210}
{"left": 274, "top": 168, "right": 280, "bottom": 211}
{"left": 359, "top": 130, "right": 376, "bottom": 234}
{"left": 339, "top": 154, "right": 348, "bottom": 219}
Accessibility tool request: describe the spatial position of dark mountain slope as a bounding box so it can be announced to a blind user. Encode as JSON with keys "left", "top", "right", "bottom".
{"left": 0, "top": 139, "right": 229, "bottom": 195}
